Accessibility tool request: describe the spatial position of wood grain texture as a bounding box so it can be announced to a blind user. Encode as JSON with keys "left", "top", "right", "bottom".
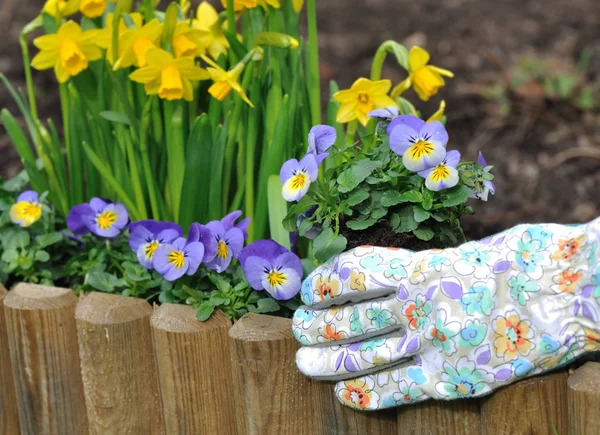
{"left": 567, "top": 362, "right": 600, "bottom": 435}
{"left": 397, "top": 398, "right": 481, "bottom": 435}
{"left": 3, "top": 283, "right": 88, "bottom": 435}
{"left": 481, "top": 371, "right": 568, "bottom": 435}
{"left": 151, "top": 304, "right": 235, "bottom": 435}
{"left": 0, "top": 283, "right": 20, "bottom": 435}
{"left": 228, "top": 313, "right": 397, "bottom": 435}
{"left": 75, "top": 292, "right": 165, "bottom": 435}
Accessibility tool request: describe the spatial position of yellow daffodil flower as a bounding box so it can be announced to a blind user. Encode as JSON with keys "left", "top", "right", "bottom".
{"left": 96, "top": 12, "right": 143, "bottom": 64}
{"left": 333, "top": 78, "right": 397, "bottom": 127}
{"left": 31, "top": 21, "right": 101, "bottom": 83}
{"left": 42, "top": 0, "right": 78, "bottom": 18}
{"left": 220, "top": 0, "right": 257, "bottom": 12}
{"left": 292, "top": 0, "right": 303, "bottom": 13}
{"left": 130, "top": 48, "right": 210, "bottom": 101}
{"left": 79, "top": 0, "right": 110, "bottom": 18}
{"left": 113, "top": 19, "right": 163, "bottom": 70}
{"left": 194, "top": 2, "right": 236, "bottom": 60}
{"left": 179, "top": 0, "right": 191, "bottom": 15}
{"left": 392, "top": 46, "right": 454, "bottom": 101}
{"left": 201, "top": 55, "right": 253, "bottom": 107}
{"left": 426, "top": 100, "right": 446, "bottom": 123}
{"left": 258, "top": 0, "right": 280, "bottom": 9}
{"left": 172, "top": 22, "right": 206, "bottom": 58}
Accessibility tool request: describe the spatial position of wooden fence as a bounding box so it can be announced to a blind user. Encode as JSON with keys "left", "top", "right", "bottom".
{"left": 0, "top": 282, "right": 598, "bottom": 435}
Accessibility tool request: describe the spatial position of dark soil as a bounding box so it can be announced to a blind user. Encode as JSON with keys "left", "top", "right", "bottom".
{"left": 1, "top": 0, "right": 600, "bottom": 239}
{"left": 341, "top": 222, "right": 447, "bottom": 252}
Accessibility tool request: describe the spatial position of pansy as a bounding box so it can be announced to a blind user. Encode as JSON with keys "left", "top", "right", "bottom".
{"left": 66, "top": 198, "right": 129, "bottom": 238}
{"left": 239, "top": 240, "right": 303, "bottom": 300}
{"left": 296, "top": 206, "right": 320, "bottom": 240}
{"left": 470, "top": 152, "right": 495, "bottom": 201}
{"left": 392, "top": 46, "right": 454, "bottom": 101}
{"left": 368, "top": 105, "right": 398, "bottom": 121}
{"left": 152, "top": 237, "right": 205, "bottom": 281}
{"left": 418, "top": 150, "right": 460, "bottom": 191}
{"left": 333, "top": 78, "right": 397, "bottom": 127}
{"left": 188, "top": 211, "right": 248, "bottom": 273}
{"left": 307, "top": 125, "right": 336, "bottom": 166}
{"left": 10, "top": 191, "right": 43, "bottom": 228}
{"left": 201, "top": 55, "right": 254, "bottom": 107}
{"left": 388, "top": 115, "right": 448, "bottom": 172}
{"left": 31, "top": 21, "right": 101, "bottom": 83}
{"left": 129, "top": 220, "right": 183, "bottom": 269}
{"left": 280, "top": 154, "right": 318, "bottom": 202}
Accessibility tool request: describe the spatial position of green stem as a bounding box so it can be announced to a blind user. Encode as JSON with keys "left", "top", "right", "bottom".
{"left": 344, "top": 120, "right": 358, "bottom": 145}
{"left": 306, "top": 0, "right": 321, "bottom": 125}
{"left": 19, "top": 33, "right": 38, "bottom": 122}
{"left": 370, "top": 40, "right": 409, "bottom": 81}
{"left": 140, "top": 97, "right": 161, "bottom": 219}
{"left": 227, "top": 0, "right": 236, "bottom": 37}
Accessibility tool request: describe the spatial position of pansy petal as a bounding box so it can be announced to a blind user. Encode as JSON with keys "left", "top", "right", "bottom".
{"left": 308, "top": 125, "right": 336, "bottom": 155}
{"left": 402, "top": 143, "right": 446, "bottom": 172}
{"left": 163, "top": 264, "right": 188, "bottom": 281}
{"left": 221, "top": 210, "right": 243, "bottom": 230}
{"left": 171, "top": 237, "right": 188, "bottom": 251}
{"left": 389, "top": 124, "right": 421, "bottom": 156}
{"left": 129, "top": 220, "right": 183, "bottom": 239}
{"left": 274, "top": 252, "right": 303, "bottom": 281}
{"left": 235, "top": 217, "right": 251, "bottom": 240}
{"left": 243, "top": 255, "right": 272, "bottom": 290}
{"left": 299, "top": 153, "right": 319, "bottom": 181}
{"left": 426, "top": 166, "right": 459, "bottom": 191}
{"left": 225, "top": 228, "right": 245, "bottom": 259}
{"left": 129, "top": 224, "right": 153, "bottom": 251}
{"left": 89, "top": 197, "right": 109, "bottom": 212}
{"left": 184, "top": 241, "right": 205, "bottom": 275}
{"left": 17, "top": 191, "right": 39, "bottom": 203}
{"left": 477, "top": 152, "right": 488, "bottom": 167}
{"left": 418, "top": 121, "right": 449, "bottom": 147}
{"left": 104, "top": 203, "right": 129, "bottom": 229}
{"left": 387, "top": 115, "right": 425, "bottom": 135}
{"left": 368, "top": 106, "right": 398, "bottom": 119}
{"left": 444, "top": 150, "right": 461, "bottom": 168}
{"left": 153, "top": 244, "right": 174, "bottom": 274}
{"left": 239, "top": 240, "right": 288, "bottom": 267}
{"left": 67, "top": 204, "right": 94, "bottom": 235}
{"left": 137, "top": 242, "right": 157, "bottom": 269}
{"left": 156, "top": 229, "right": 181, "bottom": 244}
{"left": 263, "top": 267, "right": 301, "bottom": 300}
{"left": 280, "top": 158, "right": 300, "bottom": 184}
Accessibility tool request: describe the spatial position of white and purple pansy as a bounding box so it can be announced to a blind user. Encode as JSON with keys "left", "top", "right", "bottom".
{"left": 280, "top": 154, "right": 319, "bottom": 202}
{"left": 129, "top": 220, "right": 183, "bottom": 269}
{"left": 307, "top": 124, "right": 336, "bottom": 166}
{"left": 152, "top": 237, "right": 205, "bottom": 281}
{"left": 387, "top": 115, "right": 448, "bottom": 172}
{"left": 239, "top": 240, "right": 303, "bottom": 300}
{"left": 417, "top": 150, "right": 460, "bottom": 191}
{"left": 368, "top": 105, "right": 399, "bottom": 121}
{"left": 66, "top": 198, "right": 129, "bottom": 238}
{"left": 470, "top": 152, "right": 496, "bottom": 201}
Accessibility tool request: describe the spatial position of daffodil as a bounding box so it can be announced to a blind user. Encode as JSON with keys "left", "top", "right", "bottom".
{"left": 113, "top": 19, "right": 163, "bottom": 70}
{"left": 292, "top": 0, "right": 304, "bottom": 12}
{"left": 10, "top": 191, "right": 43, "bottom": 227}
{"left": 96, "top": 12, "right": 143, "bottom": 64}
{"left": 193, "top": 2, "right": 233, "bottom": 60}
{"left": 201, "top": 55, "right": 253, "bottom": 107}
{"left": 220, "top": 0, "right": 257, "bottom": 12}
{"left": 392, "top": 47, "right": 454, "bottom": 101}
{"left": 130, "top": 48, "right": 210, "bottom": 101}
{"left": 258, "top": 0, "right": 280, "bottom": 9}
{"left": 79, "top": 0, "right": 111, "bottom": 18}
{"left": 333, "top": 78, "right": 397, "bottom": 127}
{"left": 172, "top": 22, "right": 206, "bottom": 59}
{"left": 31, "top": 21, "right": 101, "bottom": 83}
{"left": 42, "top": 0, "right": 78, "bottom": 18}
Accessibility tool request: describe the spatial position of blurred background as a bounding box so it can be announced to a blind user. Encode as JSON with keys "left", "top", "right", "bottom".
{"left": 1, "top": 0, "right": 599, "bottom": 238}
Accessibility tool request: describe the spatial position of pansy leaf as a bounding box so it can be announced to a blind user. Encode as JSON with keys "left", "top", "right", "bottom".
{"left": 392, "top": 207, "right": 419, "bottom": 233}
{"left": 88, "top": 271, "right": 128, "bottom": 292}
{"left": 381, "top": 190, "right": 423, "bottom": 207}
{"left": 298, "top": 219, "right": 315, "bottom": 237}
{"left": 413, "top": 226, "right": 434, "bottom": 241}
{"left": 337, "top": 160, "right": 381, "bottom": 193}
{"left": 34, "top": 251, "right": 50, "bottom": 263}
{"left": 345, "top": 189, "right": 370, "bottom": 206}
{"left": 313, "top": 228, "right": 348, "bottom": 262}
{"left": 256, "top": 298, "right": 281, "bottom": 314}
{"left": 35, "top": 232, "right": 63, "bottom": 249}
{"left": 346, "top": 218, "right": 377, "bottom": 231}
{"left": 442, "top": 185, "right": 472, "bottom": 207}
{"left": 196, "top": 301, "right": 215, "bottom": 321}
{"left": 413, "top": 207, "right": 431, "bottom": 223}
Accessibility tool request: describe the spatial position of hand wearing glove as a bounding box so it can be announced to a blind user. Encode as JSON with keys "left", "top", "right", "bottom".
{"left": 292, "top": 218, "right": 600, "bottom": 410}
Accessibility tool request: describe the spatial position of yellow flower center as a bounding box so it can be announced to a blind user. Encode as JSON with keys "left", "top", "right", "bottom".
{"left": 159, "top": 66, "right": 184, "bottom": 100}
{"left": 267, "top": 270, "right": 286, "bottom": 288}
{"left": 431, "top": 165, "right": 450, "bottom": 182}
{"left": 408, "top": 140, "right": 435, "bottom": 159}
{"left": 80, "top": 0, "right": 106, "bottom": 18}
{"left": 216, "top": 240, "right": 229, "bottom": 259}
{"left": 168, "top": 250, "right": 186, "bottom": 269}
{"left": 290, "top": 172, "right": 308, "bottom": 190}
{"left": 357, "top": 92, "right": 370, "bottom": 104}
{"left": 144, "top": 241, "right": 160, "bottom": 259}
{"left": 132, "top": 37, "right": 155, "bottom": 67}
{"left": 96, "top": 211, "right": 117, "bottom": 230}
{"left": 173, "top": 34, "right": 197, "bottom": 58}
{"left": 60, "top": 39, "right": 88, "bottom": 76}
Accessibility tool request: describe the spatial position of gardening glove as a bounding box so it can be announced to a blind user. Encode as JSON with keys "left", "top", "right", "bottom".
{"left": 292, "top": 217, "right": 600, "bottom": 410}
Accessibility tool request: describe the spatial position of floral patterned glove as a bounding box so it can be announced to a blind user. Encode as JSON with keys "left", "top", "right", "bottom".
{"left": 292, "top": 218, "right": 600, "bottom": 410}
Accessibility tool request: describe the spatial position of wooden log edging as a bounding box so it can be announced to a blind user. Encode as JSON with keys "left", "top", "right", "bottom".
{"left": 568, "top": 361, "right": 600, "bottom": 435}
{"left": 151, "top": 304, "right": 236, "bottom": 434}
{"left": 75, "top": 292, "right": 165, "bottom": 434}
{"left": 3, "top": 283, "right": 88, "bottom": 435}
{"left": 0, "top": 284, "right": 20, "bottom": 435}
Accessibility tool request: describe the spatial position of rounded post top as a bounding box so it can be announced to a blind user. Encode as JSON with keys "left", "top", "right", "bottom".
{"left": 568, "top": 361, "right": 600, "bottom": 394}
{"left": 228, "top": 313, "right": 293, "bottom": 341}
{"left": 76, "top": 292, "right": 152, "bottom": 325}
{"left": 4, "top": 283, "right": 77, "bottom": 310}
{"left": 151, "top": 303, "right": 231, "bottom": 333}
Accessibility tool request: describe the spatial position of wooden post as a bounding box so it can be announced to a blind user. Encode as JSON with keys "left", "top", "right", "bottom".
{"left": 481, "top": 371, "right": 569, "bottom": 435}
{"left": 0, "top": 284, "right": 20, "bottom": 435}
{"left": 397, "top": 399, "right": 481, "bottom": 435}
{"left": 228, "top": 313, "right": 397, "bottom": 435}
{"left": 567, "top": 362, "right": 600, "bottom": 435}
{"left": 75, "top": 292, "right": 165, "bottom": 434}
{"left": 151, "top": 304, "right": 235, "bottom": 434}
{"left": 3, "top": 283, "right": 88, "bottom": 434}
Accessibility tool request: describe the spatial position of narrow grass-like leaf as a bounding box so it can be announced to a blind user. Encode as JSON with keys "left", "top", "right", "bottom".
{"left": 267, "top": 175, "right": 290, "bottom": 250}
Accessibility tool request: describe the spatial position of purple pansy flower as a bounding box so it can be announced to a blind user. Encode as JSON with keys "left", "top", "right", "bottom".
{"left": 471, "top": 152, "right": 496, "bottom": 201}
{"left": 152, "top": 237, "right": 205, "bottom": 281}
{"left": 418, "top": 150, "right": 461, "bottom": 191}
{"left": 129, "top": 220, "right": 183, "bottom": 269}
{"left": 9, "top": 190, "right": 43, "bottom": 227}
{"left": 239, "top": 240, "right": 303, "bottom": 300}
{"left": 188, "top": 211, "right": 248, "bottom": 273}
{"left": 280, "top": 154, "right": 318, "bottom": 202}
{"left": 66, "top": 198, "right": 129, "bottom": 238}
{"left": 388, "top": 115, "right": 448, "bottom": 172}
{"left": 307, "top": 125, "right": 336, "bottom": 166}
{"left": 368, "top": 105, "right": 399, "bottom": 121}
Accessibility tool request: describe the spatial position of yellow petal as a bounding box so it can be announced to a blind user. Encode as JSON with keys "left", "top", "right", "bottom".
{"left": 428, "top": 65, "right": 454, "bottom": 78}
{"left": 356, "top": 109, "right": 371, "bottom": 127}
{"left": 141, "top": 20, "right": 164, "bottom": 41}
{"left": 196, "top": 2, "right": 218, "bottom": 27}
{"left": 408, "top": 46, "right": 430, "bottom": 72}
{"left": 130, "top": 12, "right": 144, "bottom": 29}
{"left": 80, "top": 0, "right": 106, "bottom": 18}
{"left": 182, "top": 78, "right": 194, "bottom": 101}
{"left": 54, "top": 61, "right": 70, "bottom": 83}
{"left": 235, "top": 87, "right": 254, "bottom": 107}
{"left": 371, "top": 94, "right": 397, "bottom": 109}
{"left": 144, "top": 77, "right": 161, "bottom": 95}
{"left": 130, "top": 65, "right": 162, "bottom": 84}
{"left": 33, "top": 34, "right": 60, "bottom": 51}
{"left": 200, "top": 54, "right": 223, "bottom": 72}
{"left": 80, "top": 44, "right": 102, "bottom": 62}
{"left": 333, "top": 88, "right": 357, "bottom": 104}
{"left": 351, "top": 77, "right": 377, "bottom": 92}
{"left": 364, "top": 79, "right": 392, "bottom": 96}
{"left": 209, "top": 80, "right": 233, "bottom": 101}
{"left": 292, "top": 0, "right": 303, "bottom": 12}
{"left": 58, "top": 21, "right": 81, "bottom": 40}
{"left": 390, "top": 77, "right": 412, "bottom": 98}
{"left": 175, "top": 58, "right": 210, "bottom": 80}
{"left": 145, "top": 47, "right": 173, "bottom": 68}
{"left": 426, "top": 100, "right": 446, "bottom": 123}
{"left": 31, "top": 50, "right": 58, "bottom": 70}
{"left": 336, "top": 102, "right": 357, "bottom": 123}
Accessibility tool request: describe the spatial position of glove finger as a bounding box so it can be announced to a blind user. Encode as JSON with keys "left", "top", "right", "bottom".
{"left": 292, "top": 296, "right": 405, "bottom": 345}
{"left": 296, "top": 329, "right": 422, "bottom": 381}
{"left": 333, "top": 362, "right": 431, "bottom": 410}
{"left": 300, "top": 246, "right": 414, "bottom": 308}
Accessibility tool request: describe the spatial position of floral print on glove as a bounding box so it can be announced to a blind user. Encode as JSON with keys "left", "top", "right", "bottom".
{"left": 293, "top": 218, "right": 600, "bottom": 410}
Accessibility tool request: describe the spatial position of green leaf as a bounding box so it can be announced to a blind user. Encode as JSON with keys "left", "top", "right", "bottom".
{"left": 442, "top": 185, "right": 472, "bottom": 207}
{"left": 255, "top": 298, "right": 280, "bottom": 314}
{"left": 414, "top": 207, "right": 431, "bottom": 223}
{"left": 381, "top": 190, "right": 423, "bottom": 207}
{"left": 346, "top": 218, "right": 377, "bottom": 231}
{"left": 422, "top": 190, "right": 433, "bottom": 210}
{"left": 313, "top": 228, "right": 348, "bottom": 262}
{"left": 8, "top": 231, "right": 30, "bottom": 250}
{"left": 413, "top": 226, "right": 435, "bottom": 241}
{"left": 35, "top": 233, "right": 63, "bottom": 249}
{"left": 35, "top": 251, "right": 50, "bottom": 262}
{"left": 298, "top": 219, "right": 314, "bottom": 237}
{"left": 392, "top": 206, "right": 419, "bottom": 233}
{"left": 267, "top": 175, "right": 291, "bottom": 250}
{"left": 87, "top": 271, "right": 128, "bottom": 292}
{"left": 345, "top": 189, "right": 370, "bottom": 206}
{"left": 99, "top": 111, "right": 131, "bottom": 125}
{"left": 196, "top": 301, "right": 215, "bottom": 321}
{"left": 337, "top": 161, "right": 381, "bottom": 193}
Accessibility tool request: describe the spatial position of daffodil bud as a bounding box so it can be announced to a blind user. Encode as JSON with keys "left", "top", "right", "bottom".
{"left": 255, "top": 32, "right": 299, "bottom": 50}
